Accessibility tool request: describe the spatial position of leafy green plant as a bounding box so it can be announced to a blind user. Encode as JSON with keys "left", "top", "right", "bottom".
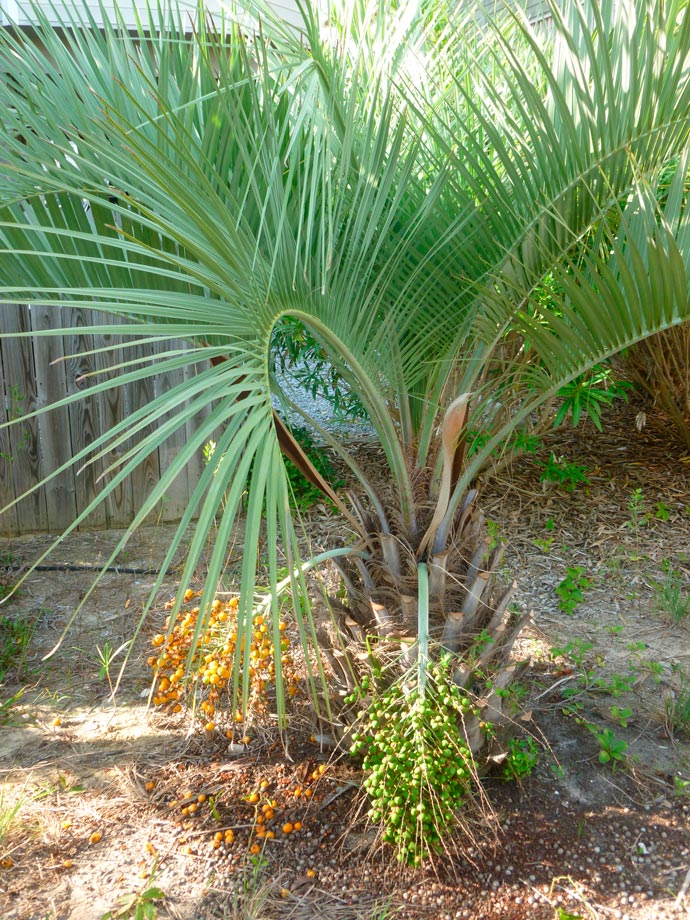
{"left": 655, "top": 501, "right": 671, "bottom": 521}
{"left": 588, "top": 725, "right": 628, "bottom": 766}
{"left": 551, "top": 638, "right": 594, "bottom": 670}
{"left": 272, "top": 318, "right": 368, "bottom": 422}
{"left": 593, "top": 672, "right": 634, "bottom": 698}
{"left": 556, "top": 567, "right": 590, "bottom": 615}
{"left": 626, "top": 489, "right": 649, "bottom": 574}
{"left": 502, "top": 735, "right": 539, "bottom": 780}
{"left": 96, "top": 640, "right": 131, "bottom": 698}
{"left": 100, "top": 884, "right": 165, "bottom": 920}
{"left": 554, "top": 365, "right": 631, "bottom": 431}
{"left": 539, "top": 454, "right": 590, "bottom": 492}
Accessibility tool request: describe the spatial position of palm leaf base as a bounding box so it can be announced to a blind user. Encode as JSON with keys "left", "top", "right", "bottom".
{"left": 314, "top": 487, "right": 532, "bottom": 771}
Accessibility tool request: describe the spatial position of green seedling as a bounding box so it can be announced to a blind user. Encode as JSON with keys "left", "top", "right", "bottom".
{"left": 641, "top": 659, "right": 664, "bottom": 684}
{"left": 100, "top": 885, "right": 165, "bottom": 920}
{"left": 655, "top": 501, "right": 671, "bottom": 521}
{"left": 609, "top": 706, "right": 634, "bottom": 727}
{"left": 539, "top": 454, "right": 590, "bottom": 492}
{"left": 551, "top": 638, "right": 593, "bottom": 668}
{"left": 653, "top": 562, "right": 690, "bottom": 622}
{"left": 555, "top": 567, "right": 590, "bottom": 615}
{"left": 592, "top": 672, "right": 634, "bottom": 698}
{"left": 590, "top": 726, "right": 628, "bottom": 766}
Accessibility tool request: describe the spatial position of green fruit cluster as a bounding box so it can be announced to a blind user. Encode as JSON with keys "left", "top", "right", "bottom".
{"left": 350, "top": 660, "right": 476, "bottom": 865}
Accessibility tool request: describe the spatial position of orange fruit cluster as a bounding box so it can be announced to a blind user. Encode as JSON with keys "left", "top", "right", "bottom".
{"left": 148, "top": 590, "right": 300, "bottom": 732}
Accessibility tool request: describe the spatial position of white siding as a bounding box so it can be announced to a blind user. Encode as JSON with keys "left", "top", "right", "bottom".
{"left": 0, "top": 0, "right": 303, "bottom": 29}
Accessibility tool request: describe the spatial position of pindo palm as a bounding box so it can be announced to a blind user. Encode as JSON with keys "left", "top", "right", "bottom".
{"left": 2, "top": 0, "right": 690, "bottom": 851}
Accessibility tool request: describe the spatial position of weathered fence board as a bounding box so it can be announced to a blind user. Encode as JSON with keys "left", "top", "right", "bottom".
{"left": 3, "top": 303, "right": 49, "bottom": 533}
{"left": 0, "top": 304, "right": 216, "bottom": 536}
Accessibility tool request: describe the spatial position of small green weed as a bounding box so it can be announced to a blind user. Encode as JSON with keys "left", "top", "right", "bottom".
{"left": 592, "top": 672, "right": 634, "bottom": 698}
{"left": 665, "top": 673, "right": 690, "bottom": 737}
{"left": 609, "top": 706, "right": 633, "bottom": 727}
{"left": 0, "top": 613, "right": 34, "bottom": 681}
{"left": 551, "top": 638, "right": 593, "bottom": 669}
{"left": 638, "top": 658, "right": 664, "bottom": 684}
{"left": 0, "top": 687, "right": 25, "bottom": 726}
{"left": 673, "top": 775, "right": 690, "bottom": 797}
{"left": 588, "top": 725, "right": 628, "bottom": 766}
{"left": 539, "top": 454, "right": 590, "bottom": 492}
{"left": 486, "top": 519, "right": 502, "bottom": 551}
{"left": 502, "top": 736, "right": 539, "bottom": 780}
{"left": 0, "top": 788, "right": 24, "bottom": 850}
{"left": 653, "top": 562, "right": 690, "bottom": 622}
{"left": 95, "top": 640, "right": 129, "bottom": 697}
{"left": 556, "top": 566, "right": 590, "bottom": 615}
{"left": 627, "top": 487, "right": 648, "bottom": 527}
{"left": 655, "top": 501, "right": 671, "bottom": 521}
{"left": 100, "top": 885, "right": 165, "bottom": 920}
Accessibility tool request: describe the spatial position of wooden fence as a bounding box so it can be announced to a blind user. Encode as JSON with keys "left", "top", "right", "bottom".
{"left": 0, "top": 304, "right": 213, "bottom": 536}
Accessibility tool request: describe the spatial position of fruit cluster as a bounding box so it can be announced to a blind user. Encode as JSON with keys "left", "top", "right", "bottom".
{"left": 349, "top": 662, "right": 476, "bottom": 865}
{"left": 148, "top": 589, "right": 300, "bottom": 732}
{"left": 155, "top": 763, "right": 330, "bottom": 856}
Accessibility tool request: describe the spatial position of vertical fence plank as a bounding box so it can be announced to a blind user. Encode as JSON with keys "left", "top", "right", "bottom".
{"left": 125, "top": 340, "right": 161, "bottom": 524}
{"left": 93, "top": 313, "right": 132, "bottom": 528}
{"left": 62, "top": 307, "right": 107, "bottom": 528}
{"left": 1, "top": 304, "right": 50, "bottom": 533}
{"left": 153, "top": 337, "right": 193, "bottom": 522}
{"left": 30, "top": 304, "right": 78, "bottom": 532}
{"left": 184, "top": 348, "right": 214, "bottom": 499}
{"left": 0, "top": 305, "right": 21, "bottom": 536}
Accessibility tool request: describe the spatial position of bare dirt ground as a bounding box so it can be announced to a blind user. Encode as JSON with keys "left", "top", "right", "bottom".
{"left": 1, "top": 402, "right": 689, "bottom": 920}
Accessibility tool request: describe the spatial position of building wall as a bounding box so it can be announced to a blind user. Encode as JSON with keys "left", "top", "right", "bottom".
{"left": 0, "top": 0, "right": 304, "bottom": 30}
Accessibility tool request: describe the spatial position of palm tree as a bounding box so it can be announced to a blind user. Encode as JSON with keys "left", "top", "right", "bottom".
{"left": 2, "top": 0, "right": 690, "bottom": 854}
